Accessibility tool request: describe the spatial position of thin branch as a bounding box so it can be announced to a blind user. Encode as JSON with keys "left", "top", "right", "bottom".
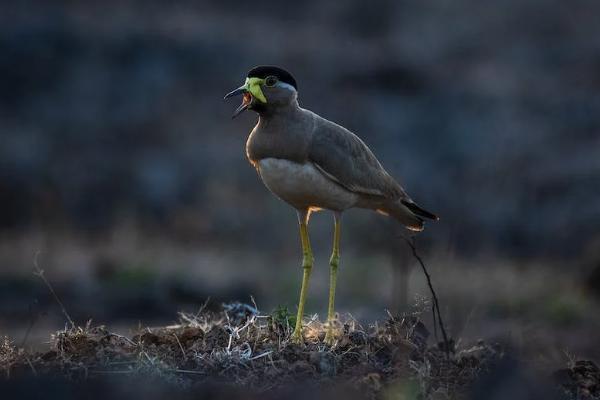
{"left": 90, "top": 369, "right": 135, "bottom": 375}
{"left": 24, "top": 355, "right": 37, "bottom": 376}
{"left": 194, "top": 297, "right": 211, "bottom": 319}
{"left": 108, "top": 333, "right": 137, "bottom": 347}
{"left": 248, "top": 350, "right": 273, "bottom": 361}
{"left": 32, "top": 251, "right": 75, "bottom": 329}
{"left": 401, "top": 236, "right": 450, "bottom": 359}
{"left": 20, "top": 301, "right": 40, "bottom": 348}
{"left": 173, "top": 369, "right": 204, "bottom": 375}
{"left": 431, "top": 302, "right": 438, "bottom": 342}
{"left": 172, "top": 333, "right": 187, "bottom": 361}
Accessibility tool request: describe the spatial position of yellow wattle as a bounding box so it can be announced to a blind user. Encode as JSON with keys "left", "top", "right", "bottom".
{"left": 245, "top": 77, "right": 267, "bottom": 103}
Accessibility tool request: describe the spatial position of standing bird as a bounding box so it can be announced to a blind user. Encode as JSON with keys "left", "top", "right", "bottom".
{"left": 225, "top": 66, "right": 437, "bottom": 344}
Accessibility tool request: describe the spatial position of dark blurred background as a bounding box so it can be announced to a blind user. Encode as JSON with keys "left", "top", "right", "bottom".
{"left": 1, "top": 0, "right": 599, "bottom": 364}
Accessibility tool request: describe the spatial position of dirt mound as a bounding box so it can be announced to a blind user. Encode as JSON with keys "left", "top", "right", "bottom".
{"left": 0, "top": 302, "right": 589, "bottom": 399}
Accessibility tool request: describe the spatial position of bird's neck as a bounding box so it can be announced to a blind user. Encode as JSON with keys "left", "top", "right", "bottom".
{"left": 256, "top": 99, "right": 301, "bottom": 124}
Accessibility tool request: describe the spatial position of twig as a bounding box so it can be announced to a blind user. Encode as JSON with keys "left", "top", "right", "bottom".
{"left": 24, "top": 355, "right": 37, "bottom": 376}
{"left": 401, "top": 236, "right": 451, "bottom": 359}
{"left": 32, "top": 252, "right": 75, "bottom": 329}
{"left": 431, "top": 302, "right": 438, "bottom": 342}
{"left": 173, "top": 369, "right": 204, "bottom": 375}
{"left": 20, "top": 301, "right": 40, "bottom": 348}
{"left": 90, "top": 369, "right": 135, "bottom": 375}
{"left": 248, "top": 350, "right": 273, "bottom": 361}
{"left": 267, "top": 353, "right": 280, "bottom": 372}
{"left": 250, "top": 295, "right": 260, "bottom": 315}
{"left": 172, "top": 333, "right": 187, "bottom": 361}
{"left": 108, "top": 333, "right": 137, "bottom": 347}
{"left": 194, "top": 297, "right": 211, "bottom": 319}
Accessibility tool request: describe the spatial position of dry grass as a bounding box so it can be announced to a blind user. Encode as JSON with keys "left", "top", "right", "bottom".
{"left": 0, "top": 302, "right": 502, "bottom": 399}
{"left": 1, "top": 302, "right": 597, "bottom": 399}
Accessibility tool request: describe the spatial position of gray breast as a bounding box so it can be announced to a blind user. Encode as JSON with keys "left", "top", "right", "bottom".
{"left": 257, "top": 158, "right": 358, "bottom": 211}
{"left": 246, "top": 108, "right": 313, "bottom": 165}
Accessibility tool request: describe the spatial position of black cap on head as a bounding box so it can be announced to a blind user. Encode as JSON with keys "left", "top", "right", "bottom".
{"left": 247, "top": 66, "right": 298, "bottom": 90}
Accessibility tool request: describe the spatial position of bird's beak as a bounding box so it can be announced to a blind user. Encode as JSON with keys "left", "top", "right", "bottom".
{"left": 224, "top": 77, "right": 268, "bottom": 118}
{"left": 224, "top": 86, "right": 247, "bottom": 99}
{"left": 224, "top": 85, "right": 250, "bottom": 118}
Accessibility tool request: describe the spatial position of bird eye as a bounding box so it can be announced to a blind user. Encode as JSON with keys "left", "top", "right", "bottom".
{"left": 265, "top": 76, "right": 278, "bottom": 87}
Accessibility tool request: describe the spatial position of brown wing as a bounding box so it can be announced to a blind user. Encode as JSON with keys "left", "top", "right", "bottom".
{"left": 308, "top": 115, "right": 407, "bottom": 200}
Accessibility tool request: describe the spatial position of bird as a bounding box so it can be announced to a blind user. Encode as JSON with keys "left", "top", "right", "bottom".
{"left": 225, "top": 65, "right": 437, "bottom": 344}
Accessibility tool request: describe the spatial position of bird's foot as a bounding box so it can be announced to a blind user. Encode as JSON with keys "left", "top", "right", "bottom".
{"left": 324, "top": 329, "right": 336, "bottom": 346}
{"left": 291, "top": 328, "right": 304, "bottom": 345}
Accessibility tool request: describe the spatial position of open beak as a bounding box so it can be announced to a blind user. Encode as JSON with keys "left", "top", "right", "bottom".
{"left": 224, "top": 77, "right": 268, "bottom": 119}
{"left": 224, "top": 86, "right": 251, "bottom": 119}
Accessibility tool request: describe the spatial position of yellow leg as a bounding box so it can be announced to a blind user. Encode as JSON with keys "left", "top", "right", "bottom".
{"left": 324, "top": 212, "right": 341, "bottom": 345}
{"left": 292, "top": 210, "right": 313, "bottom": 343}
